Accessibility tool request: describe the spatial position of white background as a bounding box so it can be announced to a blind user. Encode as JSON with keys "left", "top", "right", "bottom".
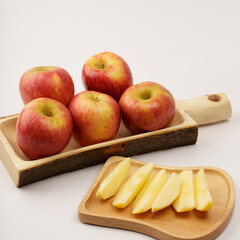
{"left": 0, "top": 0, "right": 240, "bottom": 239}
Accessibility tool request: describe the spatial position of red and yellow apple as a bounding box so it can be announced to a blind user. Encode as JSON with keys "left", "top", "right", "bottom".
{"left": 82, "top": 52, "right": 133, "bottom": 101}
{"left": 119, "top": 81, "right": 175, "bottom": 134}
{"left": 68, "top": 91, "right": 121, "bottom": 147}
{"left": 19, "top": 66, "right": 75, "bottom": 106}
{"left": 16, "top": 98, "right": 73, "bottom": 160}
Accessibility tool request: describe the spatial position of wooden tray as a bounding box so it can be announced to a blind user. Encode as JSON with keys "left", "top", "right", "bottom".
{"left": 0, "top": 93, "right": 231, "bottom": 187}
{"left": 79, "top": 156, "right": 235, "bottom": 240}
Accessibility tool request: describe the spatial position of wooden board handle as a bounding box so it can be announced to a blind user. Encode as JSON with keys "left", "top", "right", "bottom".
{"left": 177, "top": 93, "right": 232, "bottom": 126}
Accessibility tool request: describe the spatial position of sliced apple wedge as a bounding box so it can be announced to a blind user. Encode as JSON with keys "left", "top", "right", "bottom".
{"left": 172, "top": 170, "right": 195, "bottom": 212}
{"left": 194, "top": 168, "right": 213, "bottom": 211}
{"left": 96, "top": 158, "right": 131, "bottom": 200}
{"left": 112, "top": 163, "right": 154, "bottom": 208}
{"left": 132, "top": 169, "right": 167, "bottom": 214}
{"left": 151, "top": 172, "right": 180, "bottom": 212}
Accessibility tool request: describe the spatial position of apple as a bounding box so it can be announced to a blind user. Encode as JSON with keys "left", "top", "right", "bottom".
{"left": 68, "top": 90, "right": 121, "bottom": 147}
{"left": 96, "top": 157, "right": 131, "bottom": 200}
{"left": 119, "top": 81, "right": 175, "bottom": 134}
{"left": 194, "top": 169, "right": 213, "bottom": 211}
{"left": 112, "top": 163, "right": 154, "bottom": 208}
{"left": 16, "top": 97, "right": 73, "bottom": 160}
{"left": 82, "top": 52, "right": 133, "bottom": 101}
{"left": 132, "top": 169, "right": 167, "bottom": 214}
{"left": 19, "top": 66, "right": 75, "bottom": 106}
{"left": 172, "top": 170, "right": 195, "bottom": 212}
{"left": 151, "top": 172, "right": 181, "bottom": 212}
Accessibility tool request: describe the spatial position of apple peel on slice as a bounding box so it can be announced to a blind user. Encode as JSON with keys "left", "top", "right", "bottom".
{"left": 194, "top": 169, "right": 213, "bottom": 211}
{"left": 132, "top": 169, "right": 167, "bottom": 214}
{"left": 151, "top": 172, "right": 181, "bottom": 212}
{"left": 112, "top": 163, "right": 154, "bottom": 208}
{"left": 96, "top": 158, "right": 131, "bottom": 200}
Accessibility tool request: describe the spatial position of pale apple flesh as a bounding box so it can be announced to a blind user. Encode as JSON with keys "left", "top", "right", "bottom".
{"left": 68, "top": 91, "right": 121, "bottom": 147}
{"left": 82, "top": 52, "right": 133, "bottom": 101}
{"left": 172, "top": 170, "right": 195, "bottom": 212}
{"left": 194, "top": 169, "right": 213, "bottom": 211}
{"left": 20, "top": 66, "right": 75, "bottom": 106}
{"left": 119, "top": 81, "right": 175, "bottom": 134}
{"left": 97, "top": 159, "right": 213, "bottom": 214}
{"left": 96, "top": 158, "right": 131, "bottom": 200}
{"left": 16, "top": 98, "right": 73, "bottom": 160}
{"left": 132, "top": 169, "right": 167, "bottom": 214}
{"left": 112, "top": 163, "right": 154, "bottom": 208}
{"left": 151, "top": 172, "right": 181, "bottom": 212}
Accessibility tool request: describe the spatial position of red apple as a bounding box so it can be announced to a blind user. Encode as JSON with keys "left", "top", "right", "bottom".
{"left": 16, "top": 98, "right": 73, "bottom": 160}
{"left": 82, "top": 52, "right": 133, "bottom": 101}
{"left": 19, "top": 66, "right": 75, "bottom": 106}
{"left": 119, "top": 81, "right": 175, "bottom": 134}
{"left": 68, "top": 91, "right": 121, "bottom": 146}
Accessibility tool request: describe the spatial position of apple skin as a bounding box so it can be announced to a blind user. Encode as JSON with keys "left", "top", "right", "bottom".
{"left": 16, "top": 98, "right": 73, "bottom": 160}
{"left": 119, "top": 81, "right": 175, "bottom": 134}
{"left": 19, "top": 66, "right": 75, "bottom": 106}
{"left": 82, "top": 52, "right": 133, "bottom": 102}
{"left": 68, "top": 91, "right": 121, "bottom": 147}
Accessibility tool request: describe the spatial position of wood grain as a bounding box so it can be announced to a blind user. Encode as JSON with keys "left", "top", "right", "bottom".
{"left": 0, "top": 93, "right": 231, "bottom": 187}
{"left": 79, "top": 156, "right": 235, "bottom": 240}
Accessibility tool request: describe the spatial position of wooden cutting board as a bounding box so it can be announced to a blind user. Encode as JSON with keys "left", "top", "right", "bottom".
{"left": 0, "top": 93, "right": 231, "bottom": 187}
{"left": 79, "top": 156, "right": 235, "bottom": 240}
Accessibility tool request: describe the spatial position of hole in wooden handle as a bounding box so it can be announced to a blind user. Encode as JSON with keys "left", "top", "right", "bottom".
{"left": 208, "top": 94, "right": 221, "bottom": 102}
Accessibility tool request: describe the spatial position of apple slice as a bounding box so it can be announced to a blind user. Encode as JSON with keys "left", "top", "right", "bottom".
{"left": 96, "top": 158, "right": 131, "bottom": 200}
{"left": 151, "top": 172, "right": 181, "bottom": 212}
{"left": 172, "top": 170, "right": 195, "bottom": 212}
{"left": 132, "top": 169, "right": 167, "bottom": 214}
{"left": 194, "top": 169, "right": 213, "bottom": 211}
{"left": 112, "top": 163, "right": 154, "bottom": 208}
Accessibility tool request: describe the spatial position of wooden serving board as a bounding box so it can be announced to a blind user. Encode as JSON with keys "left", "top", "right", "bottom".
{"left": 79, "top": 156, "right": 235, "bottom": 240}
{"left": 0, "top": 93, "right": 231, "bottom": 187}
